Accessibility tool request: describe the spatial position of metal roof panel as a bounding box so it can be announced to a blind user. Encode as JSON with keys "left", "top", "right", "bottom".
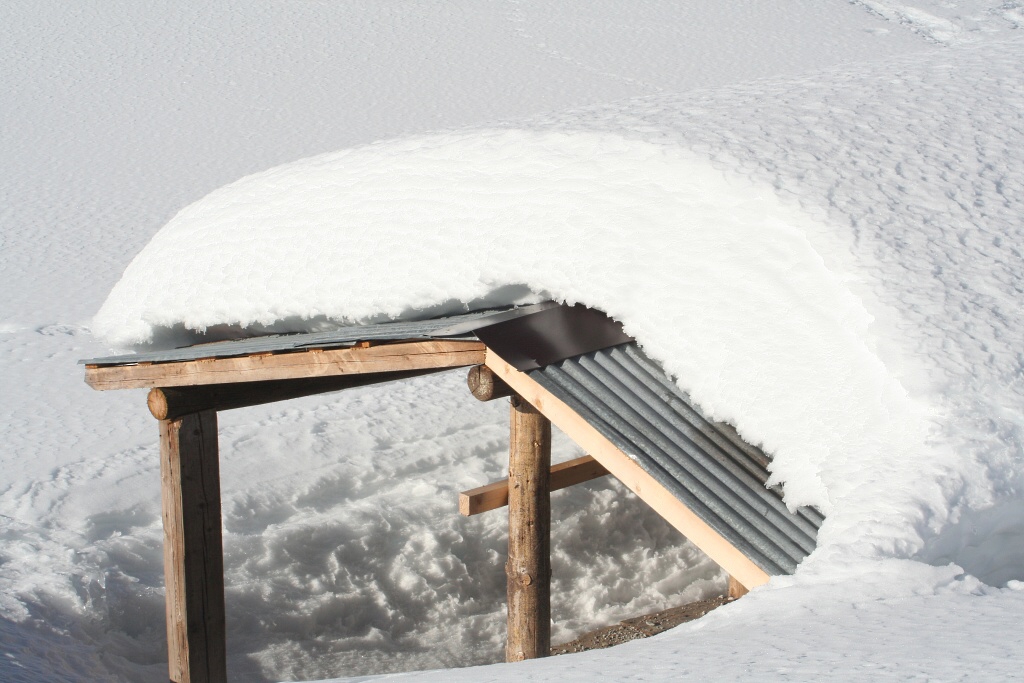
{"left": 528, "top": 343, "right": 821, "bottom": 575}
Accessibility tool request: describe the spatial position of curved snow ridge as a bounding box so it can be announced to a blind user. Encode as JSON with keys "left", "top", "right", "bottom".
{"left": 95, "top": 129, "right": 931, "bottom": 531}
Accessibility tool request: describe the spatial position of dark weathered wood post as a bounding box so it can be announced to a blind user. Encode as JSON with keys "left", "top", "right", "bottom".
{"left": 506, "top": 395, "right": 552, "bottom": 662}
{"left": 159, "top": 409, "right": 227, "bottom": 683}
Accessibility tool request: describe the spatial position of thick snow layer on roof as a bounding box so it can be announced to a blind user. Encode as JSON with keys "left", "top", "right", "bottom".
{"left": 95, "top": 130, "right": 904, "bottom": 513}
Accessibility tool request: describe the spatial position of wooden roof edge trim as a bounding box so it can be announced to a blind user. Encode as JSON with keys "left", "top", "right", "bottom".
{"left": 85, "top": 339, "right": 487, "bottom": 391}
{"left": 484, "top": 347, "right": 772, "bottom": 590}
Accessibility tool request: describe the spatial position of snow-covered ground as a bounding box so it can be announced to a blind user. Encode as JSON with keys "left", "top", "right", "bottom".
{"left": 3, "top": 2, "right": 1024, "bottom": 682}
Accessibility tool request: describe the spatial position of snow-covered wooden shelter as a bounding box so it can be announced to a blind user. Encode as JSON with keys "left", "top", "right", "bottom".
{"left": 82, "top": 302, "right": 821, "bottom": 683}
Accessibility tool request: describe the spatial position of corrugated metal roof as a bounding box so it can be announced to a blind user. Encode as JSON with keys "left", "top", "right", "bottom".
{"left": 80, "top": 303, "right": 556, "bottom": 366}
{"left": 529, "top": 342, "right": 822, "bottom": 575}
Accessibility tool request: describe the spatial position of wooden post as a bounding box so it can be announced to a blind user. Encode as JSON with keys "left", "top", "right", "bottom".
{"left": 506, "top": 395, "right": 551, "bottom": 662}
{"left": 160, "top": 410, "right": 227, "bottom": 683}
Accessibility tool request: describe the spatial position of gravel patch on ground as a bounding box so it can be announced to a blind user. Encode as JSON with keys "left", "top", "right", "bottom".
{"left": 551, "top": 595, "right": 734, "bottom": 655}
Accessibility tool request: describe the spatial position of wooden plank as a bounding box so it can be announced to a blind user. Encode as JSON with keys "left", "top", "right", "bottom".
{"left": 548, "top": 454, "right": 610, "bottom": 493}
{"left": 160, "top": 410, "right": 226, "bottom": 683}
{"left": 459, "top": 455, "right": 610, "bottom": 516}
{"left": 148, "top": 368, "right": 446, "bottom": 420}
{"left": 484, "top": 349, "right": 772, "bottom": 590}
{"left": 506, "top": 395, "right": 551, "bottom": 662}
{"left": 86, "top": 340, "right": 486, "bottom": 391}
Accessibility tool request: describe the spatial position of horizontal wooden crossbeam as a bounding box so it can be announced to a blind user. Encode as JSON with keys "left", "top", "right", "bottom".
{"left": 85, "top": 340, "right": 486, "bottom": 390}
{"left": 459, "top": 454, "right": 610, "bottom": 516}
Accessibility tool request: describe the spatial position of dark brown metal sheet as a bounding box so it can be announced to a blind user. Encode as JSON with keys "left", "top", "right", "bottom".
{"left": 474, "top": 304, "right": 634, "bottom": 371}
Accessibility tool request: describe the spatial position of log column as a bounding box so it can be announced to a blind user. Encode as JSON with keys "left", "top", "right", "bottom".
{"left": 160, "top": 410, "right": 227, "bottom": 683}
{"left": 506, "top": 395, "right": 552, "bottom": 662}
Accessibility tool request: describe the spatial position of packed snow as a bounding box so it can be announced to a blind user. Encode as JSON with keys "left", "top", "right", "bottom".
{"left": 3, "top": 1, "right": 1024, "bottom": 682}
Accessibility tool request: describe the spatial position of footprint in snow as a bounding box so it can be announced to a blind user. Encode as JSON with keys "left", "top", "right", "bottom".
{"left": 37, "top": 323, "right": 89, "bottom": 337}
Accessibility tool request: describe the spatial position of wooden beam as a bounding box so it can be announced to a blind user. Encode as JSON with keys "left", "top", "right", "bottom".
{"left": 148, "top": 368, "right": 447, "bottom": 420}
{"left": 728, "top": 575, "right": 749, "bottom": 599}
{"left": 467, "top": 364, "right": 514, "bottom": 402}
{"left": 459, "top": 454, "right": 610, "bottom": 516}
{"left": 506, "top": 395, "right": 551, "bottom": 662}
{"left": 484, "top": 349, "right": 772, "bottom": 590}
{"left": 85, "top": 340, "right": 486, "bottom": 391}
{"left": 160, "top": 410, "right": 226, "bottom": 683}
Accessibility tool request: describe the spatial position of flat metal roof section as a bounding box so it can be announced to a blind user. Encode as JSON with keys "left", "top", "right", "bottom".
{"left": 474, "top": 303, "right": 634, "bottom": 371}
{"left": 527, "top": 342, "right": 823, "bottom": 575}
{"left": 81, "top": 302, "right": 557, "bottom": 367}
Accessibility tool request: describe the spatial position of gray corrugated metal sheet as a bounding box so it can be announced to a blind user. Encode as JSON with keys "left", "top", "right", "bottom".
{"left": 80, "top": 303, "right": 556, "bottom": 366}
{"left": 529, "top": 342, "right": 822, "bottom": 575}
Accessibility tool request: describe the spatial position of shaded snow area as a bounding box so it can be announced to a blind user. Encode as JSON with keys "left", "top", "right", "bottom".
{"left": 3, "top": 1, "right": 1024, "bottom": 682}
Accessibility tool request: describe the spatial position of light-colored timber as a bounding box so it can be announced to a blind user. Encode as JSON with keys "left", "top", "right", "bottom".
{"left": 485, "top": 348, "right": 772, "bottom": 590}
{"left": 459, "top": 454, "right": 610, "bottom": 516}
{"left": 728, "top": 575, "right": 750, "bottom": 599}
{"left": 467, "top": 364, "right": 514, "bottom": 402}
{"left": 160, "top": 411, "right": 227, "bottom": 683}
{"left": 86, "top": 340, "right": 486, "bottom": 390}
{"left": 505, "top": 395, "right": 552, "bottom": 663}
{"left": 147, "top": 368, "right": 445, "bottom": 420}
